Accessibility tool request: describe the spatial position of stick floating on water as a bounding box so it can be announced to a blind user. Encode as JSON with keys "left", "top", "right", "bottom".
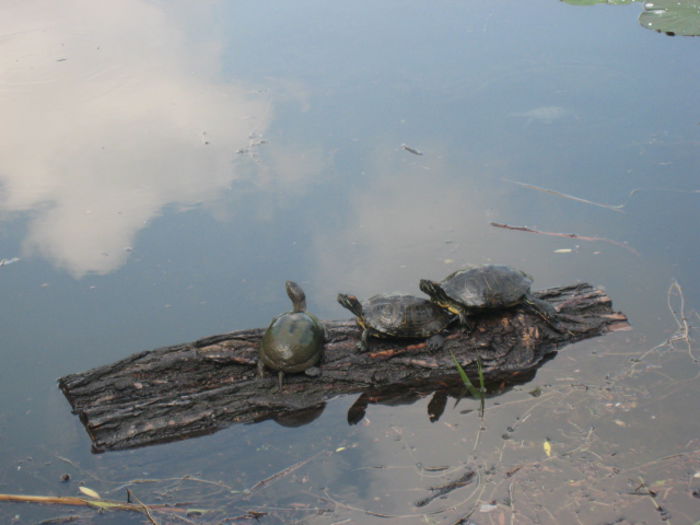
{"left": 505, "top": 178, "right": 699, "bottom": 213}
{"left": 490, "top": 222, "right": 639, "bottom": 256}
{"left": 504, "top": 179, "right": 626, "bottom": 213}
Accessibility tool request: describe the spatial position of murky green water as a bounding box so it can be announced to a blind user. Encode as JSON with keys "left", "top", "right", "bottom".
{"left": 1, "top": 1, "right": 698, "bottom": 523}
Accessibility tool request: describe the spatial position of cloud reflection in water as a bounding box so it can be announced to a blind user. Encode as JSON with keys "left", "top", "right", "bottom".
{"left": 312, "top": 152, "right": 513, "bottom": 303}
{"left": 0, "top": 0, "right": 272, "bottom": 277}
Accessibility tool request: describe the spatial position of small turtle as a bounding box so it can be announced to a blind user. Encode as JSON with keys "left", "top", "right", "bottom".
{"left": 419, "top": 264, "right": 557, "bottom": 328}
{"left": 337, "top": 292, "right": 453, "bottom": 352}
{"left": 258, "top": 281, "right": 325, "bottom": 390}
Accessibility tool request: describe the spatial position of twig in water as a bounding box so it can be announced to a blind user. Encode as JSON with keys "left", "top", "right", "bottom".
{"left": 505, "top": 178, "right": 699, "bottom": 213}
{"left": 631, "top": 476, "right": 672, "bottom": 521}
{"left": 490, "top": 222, "right": 639, "bottom": 256}
{"left": 108, "top": 474, "right": 239, "bottom": 495}
{"left": 504, "top": 179, "right": 627, "bottom": 213}
{"left": 248, "top": 450, "right": 328, "bottom": 492}
{"left": 630, "top": 279, "right": 697, "bottom": 368}
{"left": 667, "top": 279, "right": 696, "bottom": 362}
{"left": 0, "top": 493, "right": 194, "bottom": 519}
{"left": 414, "top": 470, "right": 476, "bottom": 507}
{"left": 129, "top": 492, "right": 159, "bottom": 525}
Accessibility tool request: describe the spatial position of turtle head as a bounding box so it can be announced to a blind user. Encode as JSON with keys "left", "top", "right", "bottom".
{"left": 419, "top": 279, "right": 442, "bottom": 300}
{"left": 419, "top": 279, "right": 451, "bottom": 307}
{"left": 337, "top": 293, "right": 364, "bottom": 319}
{"left": 285, "top": 280, "right": 307, "bottom": 312}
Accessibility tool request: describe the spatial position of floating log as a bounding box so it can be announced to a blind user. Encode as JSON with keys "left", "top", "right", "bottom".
{"left": 58, "top": 283, "right": 629, "bottom": 452}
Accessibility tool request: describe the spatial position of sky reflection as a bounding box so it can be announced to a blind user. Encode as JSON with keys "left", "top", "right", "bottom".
{"left": 0, "top": 0, "right": 272, "bottom": 276}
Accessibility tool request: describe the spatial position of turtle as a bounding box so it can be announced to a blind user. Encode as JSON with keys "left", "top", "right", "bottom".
{"left": 419, "top": 264, "right": 558, "bottom": 329}
{"left": 337, "top": 292, "right": 454, "bottom": 352}
{"left": 258, "top": 281, "right": 325, "bottom": 391}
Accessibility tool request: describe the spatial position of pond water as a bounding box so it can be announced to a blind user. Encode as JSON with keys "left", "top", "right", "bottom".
{"left": 1, "top": 1, "right": 699, "bottom": 523}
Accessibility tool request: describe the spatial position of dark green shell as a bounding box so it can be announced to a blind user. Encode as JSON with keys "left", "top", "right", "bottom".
{"left": 260, "top": 281, "right": 324, "bottom": 375}
{"left": 422, "top": 265, "right": 532, "bottom": 314}
{"left": 341, "top": 293, "right": 452, "bottom": 338}
{"left": 260, "top": 310, "right": 324, "bottom": 373}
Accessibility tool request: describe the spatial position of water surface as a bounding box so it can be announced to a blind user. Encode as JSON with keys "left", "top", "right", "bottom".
{"left": 1, "top": 1, "right": 698, "bottom": 523}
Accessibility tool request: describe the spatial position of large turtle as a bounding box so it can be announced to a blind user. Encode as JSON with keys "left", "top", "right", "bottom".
{"left": 419, "top": 264, "right": 557, "bottom": 328}
{"left": 337, "top": 292, "right": 453, "bottom": 352}
{"left": 258, "top": 281, "right": 325, "bottom": 390}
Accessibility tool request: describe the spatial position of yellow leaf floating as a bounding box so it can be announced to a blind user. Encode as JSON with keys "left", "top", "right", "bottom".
{"left": 78, "top": 486, "right": 102, "bottom": 499}
{"left": 87, "top": 500, "right": 121, "bottom": 509}
{"left": 543, "top": 438, "right": 552, "bottom": 457}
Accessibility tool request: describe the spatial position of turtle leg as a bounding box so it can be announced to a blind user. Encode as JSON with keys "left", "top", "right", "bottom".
{"left": 357, "top": 329, "right": 370, "bottom": 352}
{"left": 426, "top": 334, "right": 445, "bottom": 352}
{"left": 277, "top": 371, "right": 285, "bottom": 391}
{"left": 523, "top": 296, "right": 566, "bottom": 333}
{"left": 304, "top": 366, "right": 321, "bottom": 377}
{"left": 458, "top": 312, "right": 476, "bottom": 334}
{"left": 257, "top": 359, "right": 265, "bottom": 379}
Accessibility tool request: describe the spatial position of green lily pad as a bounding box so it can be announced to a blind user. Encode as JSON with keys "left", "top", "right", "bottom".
{"left": 639, "top": 0, "right": 700, "bottom": 36}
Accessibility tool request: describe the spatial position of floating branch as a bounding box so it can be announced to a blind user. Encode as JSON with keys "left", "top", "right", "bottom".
{"left": 0, "top": 492, "right": 200, "bottom": 521}
{"left": 490, "top": 222, "right": 639, "bottom": 256}
{"left": 505, "top": 178, "right": 699, "bottom": 213}
{"left": 504, "top": 178, "right": 627, "bottom": 213}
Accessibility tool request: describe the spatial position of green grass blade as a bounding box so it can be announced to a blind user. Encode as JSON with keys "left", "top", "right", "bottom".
{"left": 449, "top": 351, "right": 480, "bottom": 398}
{"left": 476, "top": 356, "right": 486, "bottom": 417}
{"left": 476, "top": 356, "right": 485, "bottom": 393}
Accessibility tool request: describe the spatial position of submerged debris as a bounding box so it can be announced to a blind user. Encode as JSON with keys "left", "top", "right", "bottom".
{"left": 401, "top": 143, "right": 423, "bottom": 155}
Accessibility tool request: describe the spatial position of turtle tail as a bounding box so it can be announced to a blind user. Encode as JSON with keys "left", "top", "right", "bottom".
{"left": 337, "top": 293, "right": 363, "bottom": 318}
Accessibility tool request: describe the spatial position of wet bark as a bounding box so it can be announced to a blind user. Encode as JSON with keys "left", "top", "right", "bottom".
{"left": 58, "top": 283, "right": 629, "bottom": 452}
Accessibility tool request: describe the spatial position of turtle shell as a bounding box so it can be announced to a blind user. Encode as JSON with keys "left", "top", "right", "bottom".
{"left": 260, "top": 311, "right": 324, "bottom": 373}
{"left": 362, "top": 293, "right": 452, "bottom": 338}
{"left": 439, "top": 265, "right": 532, "bottom": 310}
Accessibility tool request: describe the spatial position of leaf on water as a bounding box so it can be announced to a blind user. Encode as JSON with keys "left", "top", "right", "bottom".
{"left": 79, "top": 486, "right": 102, "bottom": 499}
{"left": 86, "top": 500, "right": 121, "bottom": 509}
{"left": 543, "top": 438, "right": 552, "bottom": 457}
{"left": 554, "top": 248, "right": 573, "bottom": 253}
{"left": 185, "top": 508, "right": 210, "bottom": 515}
{"left": 335, "top": 446, "right": 346, "bottom": 453}
{"left": 639, "top": 0, "right": 700, "bottom": 36}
